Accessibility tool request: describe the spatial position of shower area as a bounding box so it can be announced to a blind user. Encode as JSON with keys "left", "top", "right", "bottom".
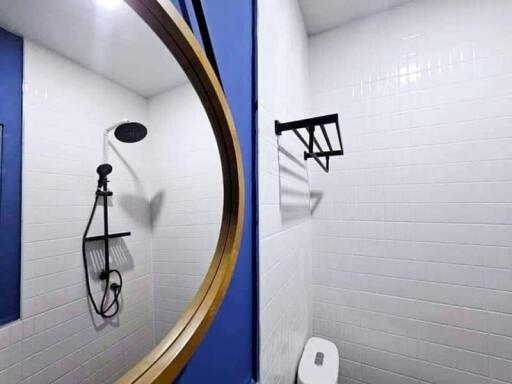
{"left": 259, "top": 0, "right": 512, "bottom": 383}
{"left": 21, "top": 43, "right": 221, "bottom": 382}
{"left": 0, "top": 1, "right": 223, "bottom": 381}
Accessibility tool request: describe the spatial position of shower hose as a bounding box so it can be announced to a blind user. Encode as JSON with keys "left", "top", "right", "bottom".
{"left": 82, "top": 193, "right": 123, "bottom": 318}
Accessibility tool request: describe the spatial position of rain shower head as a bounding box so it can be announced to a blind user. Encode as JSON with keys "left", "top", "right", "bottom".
{"left": 103, "top": 120, "right": 148, "bottom": 163}
{"left": 114, "top": 122, "right": 147, "bottom": 143}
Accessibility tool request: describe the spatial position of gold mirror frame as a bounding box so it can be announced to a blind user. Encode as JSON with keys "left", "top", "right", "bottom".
{"left": 116, "top": 0, "right": 244, "bottom": 382}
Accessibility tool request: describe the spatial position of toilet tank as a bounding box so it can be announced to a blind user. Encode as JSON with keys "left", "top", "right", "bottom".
{"left": 298, "top": 337, "right": 339, "bottom": 384}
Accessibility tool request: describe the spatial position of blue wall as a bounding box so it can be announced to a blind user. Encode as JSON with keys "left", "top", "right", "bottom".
{"left": 0, "top": 27, "right": 22, "bottom": 326}
{"left": 172, "top": 1, "right": 256, "bottom": 383}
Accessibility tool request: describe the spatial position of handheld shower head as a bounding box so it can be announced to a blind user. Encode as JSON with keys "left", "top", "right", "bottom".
{"left": 96, "top": 163, "right": 113, "bottom": 189}
{"left": 96, "top": 163, "right": 113, "bottom": 178}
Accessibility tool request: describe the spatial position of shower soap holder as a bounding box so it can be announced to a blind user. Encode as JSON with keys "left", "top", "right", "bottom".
{"left": 275, "top": 113, "right": 344, "bottom": 172}
{"left": 84, "top": 232, "right": 131, "bottom": 243}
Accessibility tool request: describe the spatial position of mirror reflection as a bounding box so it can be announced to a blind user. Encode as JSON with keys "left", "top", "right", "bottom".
{"left": 0, "top": 0, "right": 223, "bottom": 382}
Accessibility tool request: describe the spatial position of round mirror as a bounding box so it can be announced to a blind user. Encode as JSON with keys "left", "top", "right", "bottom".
{"left": 0, "top": 1, "right": 243, "bottom": 382}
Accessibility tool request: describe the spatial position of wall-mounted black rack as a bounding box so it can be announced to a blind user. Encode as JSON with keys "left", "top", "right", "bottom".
{"left": 84, "top": 232, "right": 131, "bottom": 243}
{"left": 275, "top": 113, "right": 343, "bottom": 172}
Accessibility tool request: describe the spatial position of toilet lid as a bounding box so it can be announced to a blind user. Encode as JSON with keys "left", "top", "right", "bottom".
{"left": 298, "top": 337, "right": 339, "bottom": 384}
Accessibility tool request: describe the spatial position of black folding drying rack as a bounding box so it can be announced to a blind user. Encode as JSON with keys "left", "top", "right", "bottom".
{"left": 275, "top": 113, "right": 344, "bottom": 172}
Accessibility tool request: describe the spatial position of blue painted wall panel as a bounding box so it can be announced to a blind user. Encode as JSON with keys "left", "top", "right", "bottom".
{"left": 174, "top": 1, "right": 256, "bottom": 383}
{"left": 0, "top": 27, "right": 23, "bottom": 326}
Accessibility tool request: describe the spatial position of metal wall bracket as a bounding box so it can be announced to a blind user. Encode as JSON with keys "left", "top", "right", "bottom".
{"left": 275, "top": 113, "right": 344, "bottom": 172}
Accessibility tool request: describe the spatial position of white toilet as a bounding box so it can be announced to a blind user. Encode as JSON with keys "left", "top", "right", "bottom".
{"left": 298, "top": 337, "right": 339, "bottom": 384}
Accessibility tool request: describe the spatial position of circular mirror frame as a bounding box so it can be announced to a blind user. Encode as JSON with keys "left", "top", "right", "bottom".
{"left": 116, "top": 1, "right": 244, "bottom": 383}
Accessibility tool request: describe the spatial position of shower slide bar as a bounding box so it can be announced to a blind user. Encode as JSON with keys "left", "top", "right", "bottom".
{"left": 275, "top": 113, "right": 344, "bottom": 172}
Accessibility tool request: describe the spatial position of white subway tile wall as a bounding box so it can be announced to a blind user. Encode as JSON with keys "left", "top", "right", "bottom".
{"left": 258, "top": 0, "right": 313, "bottom": 382}
{"left": 0, "top": 40, "right": 219, "bottom": 384}
{"left": 309, "top": 1, "right": 512, "bottom": 383}
{"left": 8, "top": 40, "right": 154, "bottom": 384}
{"left": 147, "top": 83, "right": 222, "bottom": 342}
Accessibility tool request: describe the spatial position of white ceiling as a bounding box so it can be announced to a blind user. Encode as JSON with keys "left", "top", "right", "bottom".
{"left": 299, "top": 0, "right": 412, "bottom": 35}
{"left": 0, "top": 0, "right": 188, "bottom": 97}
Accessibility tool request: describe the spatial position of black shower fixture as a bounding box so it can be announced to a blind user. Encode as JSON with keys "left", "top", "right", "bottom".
{"left": 96, "top": 163, "right": 112, "bottom": 189}
{"left": 114, "top": 122, "right": 147, "bottom": 143}
{"left": 102, "top": 120, "right": 148, "bottom": 164}
{"left": 81, "top": 121, "right": 148, "bottom": 318}
{"left": 275, "top": 113, "right": 344, "bottom": 173}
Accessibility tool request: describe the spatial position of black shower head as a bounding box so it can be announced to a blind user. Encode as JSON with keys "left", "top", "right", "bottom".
{"left": 96, "top": 163, "right": 113, "bottom": 189}
{"left": 96, "top": 163, "right": 113, "bottom": 178}
{"left": 114, "top": 122, "right": 147, "bottom": 143}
